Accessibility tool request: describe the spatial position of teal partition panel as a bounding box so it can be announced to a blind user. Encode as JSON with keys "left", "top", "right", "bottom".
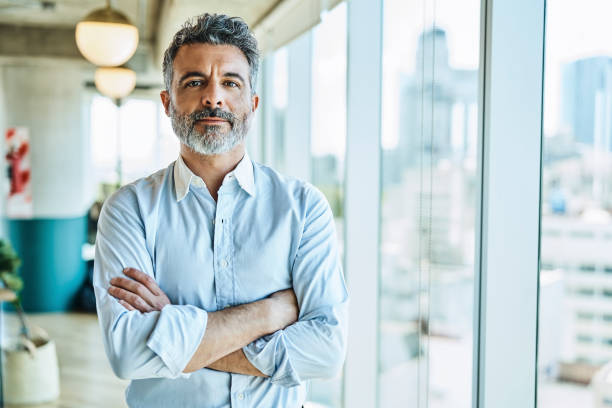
{"left": 4, "top": 215, "right": 87, "bottom": 312}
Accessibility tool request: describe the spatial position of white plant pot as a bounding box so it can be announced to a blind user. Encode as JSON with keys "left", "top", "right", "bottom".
{"left": 3, "top": 338, "right": 60, "bottom": 404}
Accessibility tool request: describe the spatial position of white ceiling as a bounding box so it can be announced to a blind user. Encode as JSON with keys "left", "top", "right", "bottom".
{"left": 0, "top": 0, "right": 325, "bottom": 75}
{"left": 0, "top": 0, "right": 158, "bottom": 40}
{"left": 0, "top": 0, "right": 280, "bottom": 43}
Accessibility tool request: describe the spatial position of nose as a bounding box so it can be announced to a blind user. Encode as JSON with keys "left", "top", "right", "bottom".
{"left": 201, "top": 81, "right": 223, "bottom": 107}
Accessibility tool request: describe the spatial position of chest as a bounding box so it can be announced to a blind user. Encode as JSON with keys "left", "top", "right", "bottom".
{"left": 150, "top": 193, "right": 300, "bottom": 311}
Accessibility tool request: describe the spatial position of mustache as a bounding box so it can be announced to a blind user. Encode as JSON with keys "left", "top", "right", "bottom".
{"left": 191, "top": 107, "right": 236, "bottom": 125}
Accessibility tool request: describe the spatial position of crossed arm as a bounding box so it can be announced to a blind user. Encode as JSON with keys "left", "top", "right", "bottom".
{"left": 95, "top": 185, "right": 347, "bottom": 384}
{"left": 108, "top": 268, "right": 298, "bottom": 376}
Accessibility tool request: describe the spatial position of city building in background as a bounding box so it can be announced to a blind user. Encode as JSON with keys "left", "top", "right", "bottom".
{"left": 379, "top": 0, "right": 480, "bottom": 405}
{"left": 561, "top": 57, "right": 612, "bottom": 149}
{"left": 539, "top": 2, "right": 612, "bottom": 407}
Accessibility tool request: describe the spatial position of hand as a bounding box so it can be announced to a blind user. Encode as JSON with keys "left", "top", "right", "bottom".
{"left": 108, "top": 268, "right": 171, "bottom": 313}
{"left": 267, "top": 289, "right": 299, "bottom": 331}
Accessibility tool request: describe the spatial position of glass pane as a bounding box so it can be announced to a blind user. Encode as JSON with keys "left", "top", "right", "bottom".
{"left": 90, "top": 95, "right": 179, "bottom": 193}
{"left": 158, "top": 103, "right": 181, "bottom": 168}
{"left": 119, "top": 99, "right": 160, "bottom": 183}
{"left": 308, "top": 3, "right": 347, "bottom": 407}
{"left": 261, "top": 47, "right": 289, "bottom": 170}
{"left": 538, "top": 1, "right": 612, "bottom": 406}
{"left": 379, "top": 0, "right": 480, "bottom": 406}
{"left": 91, "top": 95, "right": 120, "bottom": 186}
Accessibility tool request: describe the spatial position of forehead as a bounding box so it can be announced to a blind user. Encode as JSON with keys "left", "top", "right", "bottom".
{"left": 172, "top": 43, "right": 249, "bottom": 78}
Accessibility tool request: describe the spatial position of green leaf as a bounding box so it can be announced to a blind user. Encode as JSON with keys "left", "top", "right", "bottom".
{"left": 1, "top": 271, "right": 23, "bottom": 292}
{"left": 0, "top": 239, "right": 21, "bottom": 274}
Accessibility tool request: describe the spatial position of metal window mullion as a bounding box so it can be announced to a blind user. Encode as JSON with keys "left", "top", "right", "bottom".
{"left": 473, "top": 1, "right": 545, "bottom": 408}
{"left": 343, "top": 0, "right": 383, "bottom": 407}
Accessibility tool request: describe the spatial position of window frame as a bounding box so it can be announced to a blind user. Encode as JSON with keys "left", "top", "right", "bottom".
{"left": 472, "top": 1, "right": 545, "bottom": 407}
{"left": 343, "top": 0, "right": 383, "bottom": 406}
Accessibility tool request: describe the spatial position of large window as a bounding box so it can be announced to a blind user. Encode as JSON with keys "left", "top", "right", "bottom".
{"left": 379, "top": 0, "right": 480, "bottom": 406}
{"left": 258, "top": 47, "right": 289, "bottom": 171}
{"left": 538, "top": 1, "right": 612, "bottom": 406}
{"left": 90, "top": 95, "right": 178, "bottom": 192}
{"left": 308, "top": 4, "right": 347, "bottom": 407}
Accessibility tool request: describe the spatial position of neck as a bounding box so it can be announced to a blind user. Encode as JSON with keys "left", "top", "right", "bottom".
{"left": 180, "top": 142, "right": 246, "bottom": 201}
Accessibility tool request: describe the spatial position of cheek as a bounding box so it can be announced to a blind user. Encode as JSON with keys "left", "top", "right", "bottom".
{"left": 174, "top": 91, "right": 201, "bottom": 111}
{"left": 229, "top": 93, "right": 253, "bottom": 114}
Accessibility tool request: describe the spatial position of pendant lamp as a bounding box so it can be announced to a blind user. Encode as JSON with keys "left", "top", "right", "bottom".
{"left": 75, "top": 0, "right": 139, "bottom": 67}
{"left": 94, "top": 66, "right": 136, "bottom": 100}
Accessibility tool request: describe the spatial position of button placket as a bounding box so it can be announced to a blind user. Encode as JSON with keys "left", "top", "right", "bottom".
{"left": 213, "top": 191, "right": 234, "bottom": 311}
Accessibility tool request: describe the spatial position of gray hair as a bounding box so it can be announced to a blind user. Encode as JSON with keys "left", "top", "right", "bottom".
{"left": 162, "top": 13, "right": 260, "bottom": 95}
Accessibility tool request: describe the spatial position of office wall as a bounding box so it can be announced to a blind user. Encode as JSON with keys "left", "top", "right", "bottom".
{"left": 0, "top": 59, "right": 92, "bottom": 311}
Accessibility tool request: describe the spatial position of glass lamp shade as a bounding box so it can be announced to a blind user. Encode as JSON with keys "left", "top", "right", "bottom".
{"left": 75, "top": 7, "right": 139, "bottom": 67}
{"left": 94, "top": 67, "right": 136, "bottom": 99}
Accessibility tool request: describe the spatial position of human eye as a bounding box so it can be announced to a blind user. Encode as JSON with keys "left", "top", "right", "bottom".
{"left": 186, "top": 79, "right": 202, "bottom": 88}
{"left": 223, "top": 80, "right": 240, "bottom": 88}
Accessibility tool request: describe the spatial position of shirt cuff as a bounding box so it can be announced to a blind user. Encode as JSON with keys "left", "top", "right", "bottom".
{"left": 146, "top": 304, "right": 208, "bottom": 378}
{"left": 243, "top": 331, "right": 301, "bottom": 388}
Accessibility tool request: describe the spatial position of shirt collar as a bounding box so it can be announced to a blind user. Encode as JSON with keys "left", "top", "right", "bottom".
{"left": 232, "top": 152, "right": 256, "bottom": 197}
{"left": 174, "top": 152, "right": 256, "bottom": 202}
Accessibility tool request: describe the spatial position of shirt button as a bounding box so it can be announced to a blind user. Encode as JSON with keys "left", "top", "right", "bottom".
{"left": 220, "top": 259, "right": 228, "bottom": 268}
{"left": 238, "top": 393, "right": 244, "bottom": 400}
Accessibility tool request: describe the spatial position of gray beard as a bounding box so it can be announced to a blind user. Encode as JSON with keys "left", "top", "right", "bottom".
{"left": 170, "top": 104, "right": 250, "bottom": 155}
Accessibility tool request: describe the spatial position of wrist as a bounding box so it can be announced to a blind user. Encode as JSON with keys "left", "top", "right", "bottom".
{"left": 260, "top": 297, "right": 279, "bottom": 334}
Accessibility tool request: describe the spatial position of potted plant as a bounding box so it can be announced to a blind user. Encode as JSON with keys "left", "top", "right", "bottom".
{"left": 0, "top": 239, "right": 59, "bottom": 404}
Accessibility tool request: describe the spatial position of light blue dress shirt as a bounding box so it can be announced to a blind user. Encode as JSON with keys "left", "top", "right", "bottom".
{"left": 93, "top": 153, "right": 349, "bottom": 408}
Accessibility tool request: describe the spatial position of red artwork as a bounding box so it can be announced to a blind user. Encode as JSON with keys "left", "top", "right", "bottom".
{"left": 5, "top": 127, "right": 32, "bottom": 218}
{"left": 6, "top": 140, "right": 31, "bottom": 196}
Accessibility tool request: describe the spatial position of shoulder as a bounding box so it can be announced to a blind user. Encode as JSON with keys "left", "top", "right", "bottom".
{"left": 254, "top": 161, "right": 327, "bottom": 200}
{"left": 252, "top": 161, "right": 331, "bottom": 218}
{"left": 100, "top": 165, "right": 172, "bottom": 221}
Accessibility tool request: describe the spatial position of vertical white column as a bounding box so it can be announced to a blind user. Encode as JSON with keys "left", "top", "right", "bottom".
{"left": 0, "top": 61, "right": 92, "bottom": 217}
{"left": 343, "top": 0, "right": 383, "bottom": 406}
{"left": 284, "top": 32, "right": 312, "bottom": 181}
{"left": 473, "top": 0, "right": 545, "bottom": 407}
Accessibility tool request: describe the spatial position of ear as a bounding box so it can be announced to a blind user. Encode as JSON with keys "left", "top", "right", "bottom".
{"left": 251, "top": 94, "right": 259, "bottom": 112}
{"left": 160, "top": 90, "right": 171, "bottom": 116}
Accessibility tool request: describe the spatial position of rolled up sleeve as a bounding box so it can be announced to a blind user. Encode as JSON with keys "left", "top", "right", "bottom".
{"left": 94, "top": 188, "right": 208, "bottom": 380}
{"left": 243, "top": 185, "right": 349, "bottom": 387}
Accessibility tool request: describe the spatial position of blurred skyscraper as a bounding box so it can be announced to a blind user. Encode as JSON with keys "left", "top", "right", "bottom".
{"left": 561, "top": 57, "right": 612, "bottom": 149}
{"left": 394, "top": 27, "right": 478, "bottom": 169}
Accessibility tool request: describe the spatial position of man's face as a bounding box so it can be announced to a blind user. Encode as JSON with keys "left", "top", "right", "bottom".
{"left": 161, "top": 43, "right": 259, "bottom": 155}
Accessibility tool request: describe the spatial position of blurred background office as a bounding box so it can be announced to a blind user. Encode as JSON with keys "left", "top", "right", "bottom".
{"left": 1, "top": 0, "right": 612, "bottom": 407}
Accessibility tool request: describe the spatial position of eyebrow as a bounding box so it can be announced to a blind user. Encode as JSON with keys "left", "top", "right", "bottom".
{"left": 224, "top": 72, "right": 246, "bottom": 84}
{"left": 177, "top": 71, "right": 247, "bottom": 85}
{"left": 178, "top": 71, "right": 205, "bottom": 85}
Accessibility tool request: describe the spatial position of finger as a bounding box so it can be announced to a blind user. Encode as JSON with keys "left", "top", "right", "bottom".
{"left": 111, "top": 276, "right": 156, "bottom": 306}
{"left": 108, "top": 286, "right": 153, "bottom": 313}
{"left": 118, "top": 299, "right": 136, "bottom": 311}
{"left": 124, "top": 268, "right": 163, "bottom": 297}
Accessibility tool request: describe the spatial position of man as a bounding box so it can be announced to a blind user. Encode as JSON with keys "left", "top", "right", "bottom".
{"left": 93, "top": 13, "right": 348, "bottom": 408}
